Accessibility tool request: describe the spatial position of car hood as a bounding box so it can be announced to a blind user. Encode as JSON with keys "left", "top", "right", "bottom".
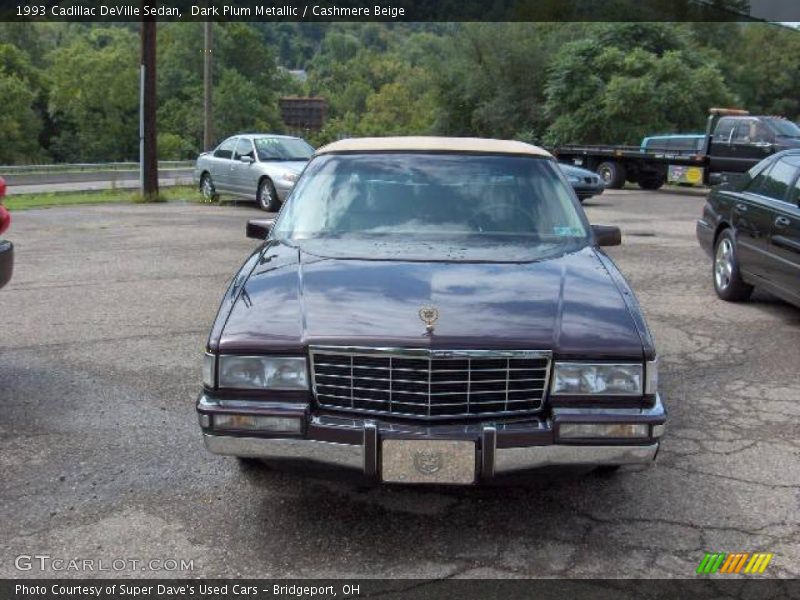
{"left": 559, "top": 163, "right": 597, "bottom": 179}
{"left": 261, "top": 160, "right": 307, "bottom": 174}
{"left": 213, "top": 241, "right": 651, "bottom": 361}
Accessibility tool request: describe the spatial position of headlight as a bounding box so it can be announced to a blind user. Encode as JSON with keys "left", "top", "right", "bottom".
{"left": 551, "top": 362, "right": 642, "bottom": 395}
{"left": 281, "top": 171, "right": 299, "bottom": 183}
{"left": 217, "top": 355, "right": 309, "bottom": 390}
{"left": 567, "top": 175, "right": 581, "bottom": 184}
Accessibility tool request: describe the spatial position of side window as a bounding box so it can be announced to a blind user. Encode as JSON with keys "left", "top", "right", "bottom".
{"left": 791, "top": 173, "right": 800, "bottom": 205}
{"left": 749, "top": 159, "right": 795, "bottom": 201}
{"left": 234, "top": 139, "right": 254, "bottom": 160}
{"left": 214, "top": 137, "right": 237, "bottom": 159}
{"left": 731, "top": 121, "right": 751, "bottom": 143}
{"left": 747, "top": 161, "right": 775, "bottom": 195}
{"left": 714, "top": 118, "right": 735, "bottom": 143}
{"left": 733, "top": 120, "right": 771, "bottom": 144}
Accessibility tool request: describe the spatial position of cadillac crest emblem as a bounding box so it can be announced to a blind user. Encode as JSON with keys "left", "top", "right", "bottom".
{"left": 413, "top": 449, "right": 443, "bottom": 475}
{"left": 418, "top": 306, "right": 439, "bottom": 334}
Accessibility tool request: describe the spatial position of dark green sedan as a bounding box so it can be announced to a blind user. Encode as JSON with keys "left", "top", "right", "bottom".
{"left": 697, "top": 149, "right": 800, "bottom": 307}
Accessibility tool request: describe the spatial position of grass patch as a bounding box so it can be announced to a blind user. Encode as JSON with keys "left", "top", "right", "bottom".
{"left": 5, "top": 186, "right": 202, "bottom": 211}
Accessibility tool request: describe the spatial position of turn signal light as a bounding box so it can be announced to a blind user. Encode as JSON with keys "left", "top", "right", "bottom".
{"left": 558, "top": 423, "right": 649, "bottom": 440}
{"left": 212, "top": 414, "right": 302, "bottom": 434}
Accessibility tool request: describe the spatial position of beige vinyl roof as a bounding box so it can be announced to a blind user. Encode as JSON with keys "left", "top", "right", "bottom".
{"left": 316, "top": 136, "right": 552, "bottom": 157}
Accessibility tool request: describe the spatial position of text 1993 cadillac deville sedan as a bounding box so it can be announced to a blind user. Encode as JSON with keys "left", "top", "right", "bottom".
{"left": 197, "top": 137, "right": 665, "bottom": 484}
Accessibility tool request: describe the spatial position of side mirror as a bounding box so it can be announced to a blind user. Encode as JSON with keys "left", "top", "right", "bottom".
{"left": 247, "top": 218, "right": 274, "bottom": 240}
{"left": 592, "top": 224, "right": 621, "bottom": 247}
{"left": 240, "top": 155, "right": 254, "bottom": 164}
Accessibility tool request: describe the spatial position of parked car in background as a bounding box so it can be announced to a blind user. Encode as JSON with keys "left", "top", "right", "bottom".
{"left": 640, "top": 134, "right": 706, "bottom": 186}
{"left": 0, "top": 176, "right": 13, "bottom": 289}
{"left": 194, "top": 134, "right": 314, "bottom": 211}
{"left": 559, "top": 162, "right": 604, "bottom": 202}
{"left": 640, "top": 134, "right": 705, "bottom": 153}
{"left": 697, "top": 149, "right": 800, "bottom": 307}
{"left": 197, "top": 137, "right": 665, "bottom": 485}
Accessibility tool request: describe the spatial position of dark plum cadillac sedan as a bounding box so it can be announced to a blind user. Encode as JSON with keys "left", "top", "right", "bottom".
{"left": 197, "top": 137, "right": 665, "bottom": 484}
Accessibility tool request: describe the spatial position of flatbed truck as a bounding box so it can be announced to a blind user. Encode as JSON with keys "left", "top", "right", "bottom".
{"left": 551, "top": 108, "right": 800, "bottom": 190}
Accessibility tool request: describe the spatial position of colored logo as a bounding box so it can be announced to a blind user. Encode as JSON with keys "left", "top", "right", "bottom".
{"left": 696, "top": 552, "right": 773, "bottom": 575}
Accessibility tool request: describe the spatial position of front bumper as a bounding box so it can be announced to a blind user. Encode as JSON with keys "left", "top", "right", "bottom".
{"left": 274, "top": 182, "right": 294, "bottom": 202}
{"left": 0, "top": 240, "right": 13, "bottom": 289}
{"left": 696, "top": 218, "right": 714, "bottom": 257}
{"left": 198, "top": 394, "right": 665, "bottom": 483}
{"left": 574, "top": 185, "right": 604, "bottom": 199}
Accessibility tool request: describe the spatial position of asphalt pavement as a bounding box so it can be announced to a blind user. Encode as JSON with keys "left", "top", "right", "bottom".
{"left": 1, "top": 191, "right": 798, "bottom": 579}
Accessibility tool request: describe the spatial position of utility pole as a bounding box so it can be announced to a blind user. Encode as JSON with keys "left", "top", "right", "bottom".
{"left": 203, "top": 21, "right": 214, "bottom": 151}
{"left": 140, "top": 14, "right": 158, "bottom": 200}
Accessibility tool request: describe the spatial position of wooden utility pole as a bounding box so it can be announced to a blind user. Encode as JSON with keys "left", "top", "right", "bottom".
{"left": 203, "top": 22, "right": 214, "bottom": 151}
{"left": 140, "top": 16, "right": 158, "bottom": 200}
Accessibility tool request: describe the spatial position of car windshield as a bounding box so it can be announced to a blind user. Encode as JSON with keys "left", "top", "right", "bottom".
{"left": 254, "top": 137, "right": 314, "bottom": 161}
{"left": 764, "top": 118, "right": 800, "bottom": 138}
{"left": 273, "top": 152, "right": 589, "bottom": 261}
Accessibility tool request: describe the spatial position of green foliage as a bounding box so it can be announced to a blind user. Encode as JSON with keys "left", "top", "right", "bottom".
{"left": 0, "top": 41, "right": 44, "bottom": 163}
{"left": 0, "top": 21, "right": 798, "bottom": 166}
{"left": 48, "top": 27, "right": 140, "bottom": 162}
{"left": 725, "top": 24, "right": 800, "bottom": 118}
{"left": 0, "top": 73, "right": 42, "bottom": 163}
{"left": 544, "top": 24, "right": 735, "bottom": 145}
{"left": 158, "top": 132, "right": 197, "bottom": 160}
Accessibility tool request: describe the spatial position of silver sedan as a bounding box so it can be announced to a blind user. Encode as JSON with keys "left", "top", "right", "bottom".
{"left": 194, "top": 134, "right": 313, "bottom": 211}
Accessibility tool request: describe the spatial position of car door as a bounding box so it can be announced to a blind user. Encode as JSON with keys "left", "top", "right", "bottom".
{"left": 210, "top": 136, "right": 237, "bottom": 191}
{"left": 230, "top": 138, "right": 257, "bottom": 197}
{"left": 731, "top": 158, "right": 790, "bottom": 282}
{"left": 708, "top": 117, "right": 737, "bottom": 173}
{"left": 767, "top": 158, "right": 800, "bottom": 302}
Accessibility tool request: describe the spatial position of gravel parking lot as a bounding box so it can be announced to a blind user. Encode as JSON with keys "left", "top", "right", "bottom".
{"left": 1, "top": 191, "right": 798, "bottom": 579}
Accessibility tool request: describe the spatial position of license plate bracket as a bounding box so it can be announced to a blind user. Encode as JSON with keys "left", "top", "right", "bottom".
{"left": 381, "top": 439, "right": 477, "bottom": 484}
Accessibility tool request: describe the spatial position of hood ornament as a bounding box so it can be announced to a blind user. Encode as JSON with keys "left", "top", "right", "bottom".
{"left": 419, "top": 306, "right": 439, "bottom": 335}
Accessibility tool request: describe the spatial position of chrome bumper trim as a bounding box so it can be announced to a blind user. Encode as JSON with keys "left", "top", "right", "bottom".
{"left": 203, "top": 434, "right": 363, "bottom": 470}
{"left": 494, "top": 443, "right": 659, "bottom": 475}
{"left": 203, "top": 434, "right": 658, "bottom": 479}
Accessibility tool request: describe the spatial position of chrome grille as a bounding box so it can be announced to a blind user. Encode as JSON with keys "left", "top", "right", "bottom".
{"left": 309, "top": 347, "right": 551, "bottom": 420}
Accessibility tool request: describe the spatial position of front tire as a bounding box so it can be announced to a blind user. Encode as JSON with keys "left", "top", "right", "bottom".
{"left": 713, "top": 229, "right": 753, "bottom": 302}
{"left": 596, "top": 161, "right": 626, "bottom": 189}
{"left": 200, "top": 173, "right": 218, "bottom": 202}
{"left": 257, "top": 178, "right": 280, "bottom": 212}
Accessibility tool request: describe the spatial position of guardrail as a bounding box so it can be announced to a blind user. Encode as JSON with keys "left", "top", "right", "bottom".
{"left": 1, "top": 161, "right": 194, "bottom": 175}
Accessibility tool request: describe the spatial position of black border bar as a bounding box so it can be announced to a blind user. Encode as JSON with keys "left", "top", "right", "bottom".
{"left": 2, "top": 0, "right": 800, "bottom": 22}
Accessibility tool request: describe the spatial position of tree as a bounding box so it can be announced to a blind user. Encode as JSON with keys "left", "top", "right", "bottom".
{"left": 432, "top": 24, "right": 559, "bottom": 140}
{"left": 544, "top": 24, "right": 734, "bottom": 145}
{"left": 726, "top": 24, "right": 800, "bottom": 120}
{"left": 0, "top": 42, "right": 44, "bottom": 162}
{"left": 47, "top": 27, "right": 139, "bottom": 162}
{"left": 0, "top": 74, "right": 42, "bottom": 163}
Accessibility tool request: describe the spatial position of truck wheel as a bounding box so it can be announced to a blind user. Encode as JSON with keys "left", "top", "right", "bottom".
{"left": 713, "top": 229, "right": 753, "bottom": 302}
{"left": 596, "top": 162, "right": 626, "bottom": 189}
{"left": 638, "top": 174, "right": 665, "bottom": 190}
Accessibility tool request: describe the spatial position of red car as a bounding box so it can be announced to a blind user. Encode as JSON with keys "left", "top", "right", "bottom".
{"left": 0, "top": 176, "right": 13, "bottom": 289}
